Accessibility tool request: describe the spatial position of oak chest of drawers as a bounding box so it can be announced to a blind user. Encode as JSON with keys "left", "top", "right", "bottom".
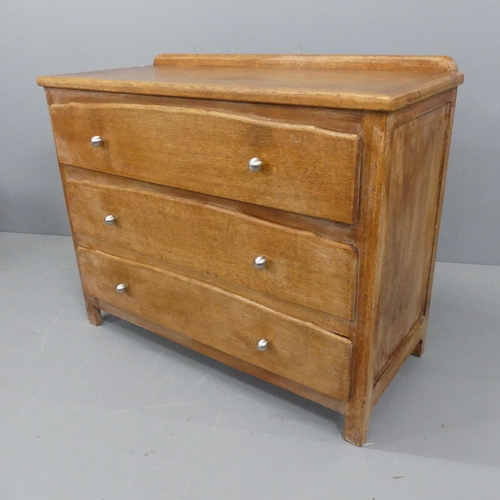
{"left": 38, "top": 54, "right": 463, "bottom": 445}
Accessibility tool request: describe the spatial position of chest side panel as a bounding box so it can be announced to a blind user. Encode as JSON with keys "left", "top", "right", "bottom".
{"left": 374, "top": 101, "right": 453, "bottom": 376}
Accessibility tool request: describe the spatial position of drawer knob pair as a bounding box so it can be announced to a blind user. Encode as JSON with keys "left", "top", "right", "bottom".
{"left": 90, "top": 135, "right": 104, "bottom": 147}
{"left": 248, "top": 157, "right": 263, "bottom": 172}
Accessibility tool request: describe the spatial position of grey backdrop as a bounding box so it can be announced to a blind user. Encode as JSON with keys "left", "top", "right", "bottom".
{"left": 1, "top": 1, "right": 499, "bottom": 265}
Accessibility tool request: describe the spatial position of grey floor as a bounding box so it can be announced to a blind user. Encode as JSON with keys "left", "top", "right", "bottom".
{"left": 0, "top": 232, "right": 499, "bottom": 500}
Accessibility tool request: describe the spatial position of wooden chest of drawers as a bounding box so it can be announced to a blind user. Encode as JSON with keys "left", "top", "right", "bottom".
{"left": 38, "top": 54, "right": 463, "bottom": 445}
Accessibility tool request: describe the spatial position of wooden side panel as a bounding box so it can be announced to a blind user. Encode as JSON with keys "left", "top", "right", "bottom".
{"left": 50, "top": 102, "right": 360, "bottom": 224}
{"left": 77, "top": 248, "right": 353, "bottom": 401}
{"left": 65, "top": 176, "right": 358, "bottom": 318}
{"left": 374, "top": 102, "right": 452, "bottom": 376}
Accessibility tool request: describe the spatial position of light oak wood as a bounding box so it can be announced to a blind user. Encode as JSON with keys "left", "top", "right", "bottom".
{"left": 76, "top": 233, "right": 353, "bottom": 338}
{"left": 65, "top": 175, "right": 358, "bottom": 318}
{"left": 45, "top": 88, "right": 364, "bottom": 136}
{"left": 38, "top": 54, "right": 463, "bottom": 446}
{"left": 374, "top": 100, "right": 452, "bottom": 376}
{"left": 343, "top": 111, "right": 389, "bottom": 446}
{"left": 50, "top": 102, "right": 360, "bottom": 223}
{"left": 66, "top": 164, "right": 355, "bottom": 245}
{"left": 417, "top": 90, "right": 458, "bottom": 357}
{"left": 153, "top": 54, "right": 460, "bottom": 72}
{"left": 78, "top": 248, "right": 353, "bottom": 401}
{"left": 37, "top": 55, "right": 464, "bottom": 111}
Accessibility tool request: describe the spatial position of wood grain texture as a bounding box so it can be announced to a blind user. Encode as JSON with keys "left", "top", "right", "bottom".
{"left": 45, "top": 88, "right": 364, "bottom": 135}
{"left": 51, "top": 102, "right": 360, "bottom": 223}
{"left": 153, "top": 54, "right": 460, "bottom": 72}
{"left": 78, "top": 248, "right": 353, "bottom": 401}
{"left": 65, "top": 176, "right": 358, "bottom": 318}
{"left": 37, "top": 58, "right": 464, "bottom": 111}
{"left": 76, "top": 233, "right": 353, "bottom": 338}
{"left": 66, "top": 164, "right": 355, "bottom": 245}
{"left": 373, "top": 101, "right": 452, "bottom": 377}
{"left": 46, "top": 87, "right": 362, "bottom": 246}
{"left": 96, "top": 298, "right": 346, "bottom": 414}
{"left": 343, "top": 112, "right": 389, "bottom": 446}
{"left": 418, "top": 89, "right": 458, "bottom": 352}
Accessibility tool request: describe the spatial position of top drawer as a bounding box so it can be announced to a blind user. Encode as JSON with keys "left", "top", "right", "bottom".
{"left": 50, "top": 102, "right": 360, "bottom": 224}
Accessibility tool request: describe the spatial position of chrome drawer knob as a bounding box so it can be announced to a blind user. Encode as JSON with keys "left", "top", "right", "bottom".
{"left": 104, "top": 214, "right": 117, "bottom": 225}
{"left": 115, "top": 283, "right": 127, "bottom": 293}
{"left": 254, "top": 255, "right": 267, "bottom": 270}
{"left": 90, "top": 135, "right": 104, "bottom": 147}
{"left": 257, "top": 339, "right": 269, "bottom": 351}
{"left": 248, "top": 157, "right": 263, "bottom": 172}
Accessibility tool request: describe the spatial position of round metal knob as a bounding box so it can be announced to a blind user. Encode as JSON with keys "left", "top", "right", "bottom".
{"left": 254, "top": 255, "right": 267, "bottom": 270}
{"left": 104, "top": 215, "right": 117, "bottom": 225}
{"left": 257, "top": 339, "right": 269, "bottom": 351}
{"left": 90, "top": 135, "right": 104, "bottom": 147}
{"left": 248, "top": 157, "right": 263, "bottom": 172}
{"left": 115, "top": 283, "right": 127, "bottom": 294}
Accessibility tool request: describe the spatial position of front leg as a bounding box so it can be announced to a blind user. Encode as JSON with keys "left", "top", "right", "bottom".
{"left": 84, "top": 294, "right": 102, "bottom": 326}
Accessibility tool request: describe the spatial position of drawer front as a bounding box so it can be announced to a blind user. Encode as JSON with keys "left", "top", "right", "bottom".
{"left": 66, "top": 178, "right": 358, "bottom": 319}
{"left": 51, "top": 102, "right": 360, "bottom": 224}
{"left": 77, "top": 248, "right": 352, "bottom": 400}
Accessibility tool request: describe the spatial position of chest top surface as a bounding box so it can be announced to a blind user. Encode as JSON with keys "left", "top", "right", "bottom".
{"left": 37, "top": 54, "right": 463, "bottom": 111}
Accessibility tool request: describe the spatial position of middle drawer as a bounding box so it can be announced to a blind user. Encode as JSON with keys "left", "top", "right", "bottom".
{"left": 66, "top": 176, "right": 358, "bottom": 319}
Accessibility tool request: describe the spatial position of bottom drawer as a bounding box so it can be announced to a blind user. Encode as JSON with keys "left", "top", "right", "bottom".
{"left": 77, "top": 248, "right": 352, "bottom": 401}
